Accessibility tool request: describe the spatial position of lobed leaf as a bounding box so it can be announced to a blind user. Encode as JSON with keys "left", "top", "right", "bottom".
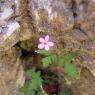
{"left": 30, "top": 71, "right": 43, "bottom": 90}
{"left": 42, "top": 56, "right": 52, "bottom": 68}
{"left": 60, "top": 59, "right": 65, "bottom": 66}
{"left": 64, "top": 53, "right": 78, "bottom": 61}
{"left": 64, "top": 62, "right": 79, "bottom": 78}
{"left": 39, "top": 50, "right": 51, "bottom": 56}
{"left": 51, "top": 55, "right": 57, "bottom": 62}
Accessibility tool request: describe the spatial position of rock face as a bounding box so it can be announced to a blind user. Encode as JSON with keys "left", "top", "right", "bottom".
{"left": 28, "top": 0, "right": 95, "bottom": 76}
{"left": 28, "top": 0, "right": 74, "bottom": 32}
{"left": 0, "top": 0, "right": 26, "bottom": 95}
{"left": 0, "top": 0, "right": 20, "bottom": 51}
{"left": 71, "top": 68, "right": 95, "bottom": 95}
{"left": 0, "top": 0, "right": 95, "bottom": 95}
{"left": 28, "top": 0, "right": 95, "bottom": 95}
{"left": 0, "top": 21, "right": 20, "bottom": 51}
{"left": 0, "top": 47, "right": 24, "bottom": 95}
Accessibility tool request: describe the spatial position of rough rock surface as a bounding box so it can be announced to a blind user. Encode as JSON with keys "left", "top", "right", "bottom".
{"left": 28, "top": 0, "right": 95, "bottom": 77}
{"left": 71, "top": 68, "right": 95, "bottom": 95}
{"left": 0, "top": 47, "right": 24, "bottom": 95}
{"left": 0, "top": 0, "right": 26, "bottom": 95}
{"left": 28, "top": 0, "right": 95, "bottom": 95}
{"left": 28, "top": 0, "right": 74, "bottom": 32}
{"left": 0, "top": 0, "right": 20, "bottom": 51}
{"left": 0, "top": 0, "right": 95, "bottom": 95}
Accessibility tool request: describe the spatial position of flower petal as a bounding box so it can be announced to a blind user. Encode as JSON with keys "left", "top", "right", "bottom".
{"left": 48, "top": 42, "right": 54, "bottom": 47}
{"left": 38, "top": 43, "right": 45, "bottom": 49}
{"left": 39, "top": 37, "right": 45, "bottom": 43}
{"left": 45, "top": 35, "right": 49, "bottom": 42}
{"left": 45, "top": 45, "right": 49, "bottom": 51}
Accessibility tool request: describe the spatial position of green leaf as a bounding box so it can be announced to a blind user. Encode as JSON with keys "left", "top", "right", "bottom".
{"left": 60, "top": 59, "right": 65, "bottom": 66}
{"left": 51, "top": 55, "right": 57, "bottom": 62}
{"left": 39, "top": 50, "right": 51, "bottom": 56}
{"left": 31, "top": 71, "right": 41, "bottom": 79}
{"left": 30, "top": 71, "right": 43, "bottom": 90}
{"left": 60, "top": 92, "right": 68, "bottom": 95}
{"left": 42, "top": 56, "right": 52, "bottom": 68}
{"left": 21, "top": 71, "right": 43, "bottom": 92}
{"left": 21, "top": 71, "right": 43, "bottom": 94}
{"left": 56, "top": 47, "right": 63, "bottom": 54}
{"left": 30, "top": 79, "right": 38, "bottom": 90}
{"left": 64, "top": 53, "right": 78, "bottom": 61}
{"left": 64, "top": 62, "right": 79, "bottom": 78}
{"left": 26, "top": 90, "right": 36, "bottom": 95}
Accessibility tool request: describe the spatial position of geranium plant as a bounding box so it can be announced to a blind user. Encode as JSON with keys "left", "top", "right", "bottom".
{"left": 21, "top": 35, "right": 80, "bottom": 95}
{"left": 38, "top": 35, "right": 80, "bottom": 79}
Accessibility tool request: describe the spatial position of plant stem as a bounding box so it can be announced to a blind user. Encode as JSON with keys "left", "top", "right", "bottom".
{"left": 40, "top": 85, "right": 45, "bottom": 93}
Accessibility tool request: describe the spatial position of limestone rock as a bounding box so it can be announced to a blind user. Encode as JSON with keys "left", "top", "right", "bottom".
{"left": 75, "top": 0, "right": 95, "bottom": 27}
{"left": 14, "top": 0, "right": 28, "bottom": 16}
{"left": 0, "top": 1, "right": 18, "bottom": 51}
{"left": 0, "top": 21, "right": 20, "bottom": 51}
{"left": 19, "top": 37, "right": 38, "bottom": 52}
{"left": 0, "top": 46, "right": 21, "bottom": 64}
{"left": 0, "top": 6, "right": 14, "bottom": 22}
{"left": 0, "top": 3, "right": 14, "bottom": 27}
{"left": 0, "top": 0, "right": 95, "bottom": 95}
{"left": 19, "top": 17, "right": 34, "bottom": 41}
{"left": 28, "top": 0, "right": 74, "bottom": 32}
{"left": 71, "top": 29, "right": 88, "bottom": 41}
{"left": 71, "top": 68, "right": 95, "bottom": 95}
{"left": 81, "top": 23, "right": 95, "bottom": 39}
{"left": 0, "top": 59, "right": 24, "bottom": 95}
{"left": 0, "top": 0, "right": 25, "bottom": 16}
{"left": 0, "top": 46, "right": 24, "bottom": 95}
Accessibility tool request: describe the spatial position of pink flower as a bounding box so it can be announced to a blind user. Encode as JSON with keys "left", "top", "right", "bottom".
{"left": 38, "top": 35, "right": 54, "bottom": 51}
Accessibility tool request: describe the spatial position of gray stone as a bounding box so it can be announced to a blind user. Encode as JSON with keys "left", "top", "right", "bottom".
{"left": 0, "top": 21, "right": 20, "bottom": 51}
